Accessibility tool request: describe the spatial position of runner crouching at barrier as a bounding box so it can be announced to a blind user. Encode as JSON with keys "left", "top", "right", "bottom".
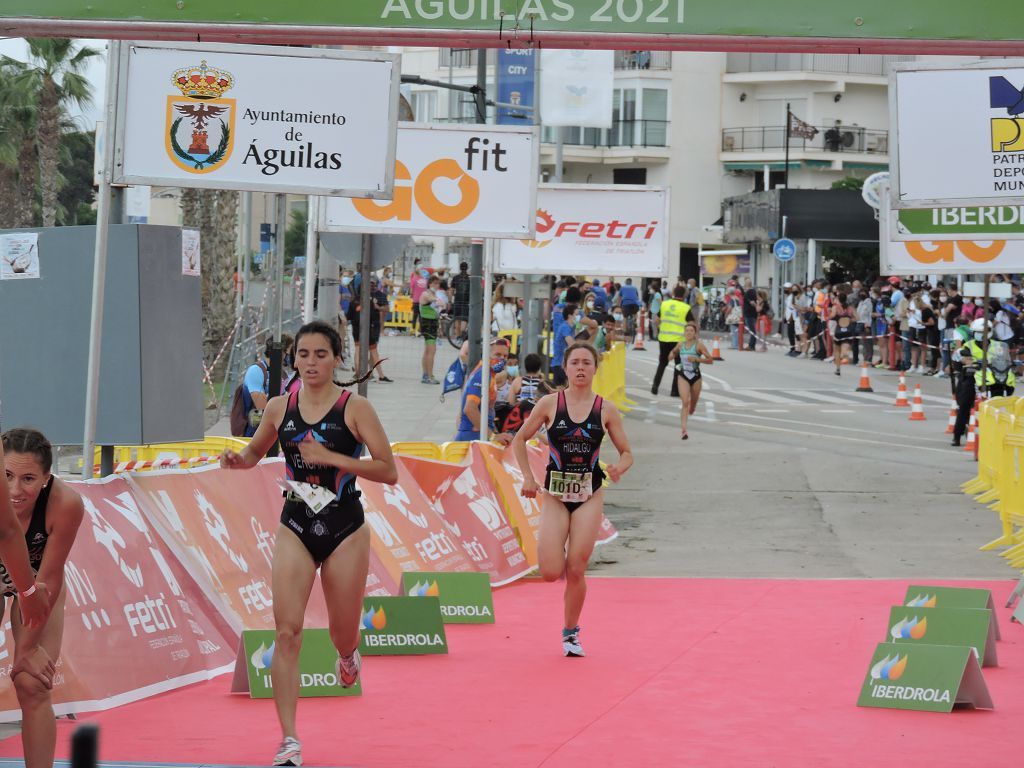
{"left": 221, "top": 320, "right": 398, "bottom": 767}
{"left": 1, "top": 428, "right": 85, "bottom": 768}
{"left": 513, "top": 342, "right": 633, "bottom": 657}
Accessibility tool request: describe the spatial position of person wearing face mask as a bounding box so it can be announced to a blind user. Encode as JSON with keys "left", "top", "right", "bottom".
{"left": 454, "top": 338, "right": 512, "bottom": 442}
{"left": 950, "top": 318, "right": 986, "bottom": 446}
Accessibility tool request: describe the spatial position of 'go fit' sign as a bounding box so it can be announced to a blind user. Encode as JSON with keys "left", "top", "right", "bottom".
{"left": 10, "top": 2, "right": 1024, "bottom": 50}
{"left": 320, "top": 124, "right": 538, "bottom": 239}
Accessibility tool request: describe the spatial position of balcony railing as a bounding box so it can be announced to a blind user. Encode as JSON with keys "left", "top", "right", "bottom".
{"left": 542, "top": 120, "right": 669, "bottom": 148}
{"left": 726, "top": 53, "right": 915, "bottom": 77}
{"left": 721, "top": 125, "right": 888, "bottom": 154}
{"left": 614, "top": 51, "right": 672, "bottom": 71}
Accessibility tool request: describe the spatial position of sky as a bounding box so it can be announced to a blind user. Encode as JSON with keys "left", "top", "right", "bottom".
{"left": 0, "top": 37, "right": 108, "bottom": 130}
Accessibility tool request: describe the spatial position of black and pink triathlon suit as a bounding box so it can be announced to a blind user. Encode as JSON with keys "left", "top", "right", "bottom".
{"left": 279, "top": 388, "right": 365, "bottom": 564}
{"left": 544, "top": 391, "right": 606, "bottom": 513}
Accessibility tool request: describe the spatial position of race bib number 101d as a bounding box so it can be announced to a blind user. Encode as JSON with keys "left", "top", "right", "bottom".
{"left": 548, "top": 471, "right": 593, "bottom": 504}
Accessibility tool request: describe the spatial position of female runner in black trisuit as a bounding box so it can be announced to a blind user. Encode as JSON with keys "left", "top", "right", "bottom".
{"left": 512, "top": 342, "right": 633, "bottom": 657}
{"left": 221, "top": 321, "right": 397, "bottom": 767}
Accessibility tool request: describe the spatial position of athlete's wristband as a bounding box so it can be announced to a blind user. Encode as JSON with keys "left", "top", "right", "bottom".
{"left": 17, "top": 584, "right": 36, "bottom": 599}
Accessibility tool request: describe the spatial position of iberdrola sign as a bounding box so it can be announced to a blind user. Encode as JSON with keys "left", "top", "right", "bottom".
{"left": 9, "top": 1, "right": 1024, "bottom": 51}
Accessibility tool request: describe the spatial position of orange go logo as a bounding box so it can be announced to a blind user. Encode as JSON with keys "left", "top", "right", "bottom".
{"left": 903, "top": 241, "right": 1005, "bottom": 264}
{"left": 352, "top": 159, "right": 480, "bottom": 225}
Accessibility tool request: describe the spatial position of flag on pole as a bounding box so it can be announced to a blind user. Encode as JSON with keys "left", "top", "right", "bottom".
{"left": 788, "top": 112, "right": 819, "bottom": 140}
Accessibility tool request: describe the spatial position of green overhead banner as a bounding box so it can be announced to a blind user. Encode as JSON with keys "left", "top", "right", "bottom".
{"left": 897, "top": 207, "right": 1024, "bottom": 239}
{"left": 886, "top": 606, "right": 998, "bottom": 667}
{"left": 8, "top": 1, "right": 1024, "bottom": 47}
{"left": 857, "top": 642, "right": 993, "bottom": 713}
{"left": 902, "top": 585, "right": 1001, "bottom": 640}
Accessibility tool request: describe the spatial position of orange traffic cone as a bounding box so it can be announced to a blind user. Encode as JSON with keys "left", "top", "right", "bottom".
{"left": 712, "top": 336, "right": 724, "bottom": 361}
{"left": 894, "top": 373, "right": 909, "bottom": 407}
{"left": 855, "top": 361, "right": 873, "bottom": 392}
{"left": 908, "top": 384, "right": 926, "bottom": 421}
{"left": 964, "top": 411, "right": 977, "bottom": 453}
{"left": 945, "top": 399, "right": 957, "bottom": 434}
{"left": 633, "top": 308, "right": 646, "bottom": 351}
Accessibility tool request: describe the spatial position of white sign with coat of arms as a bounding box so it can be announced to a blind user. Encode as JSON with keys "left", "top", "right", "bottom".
{"left": 115, "top": 42, "right": 399, "bottom": 198}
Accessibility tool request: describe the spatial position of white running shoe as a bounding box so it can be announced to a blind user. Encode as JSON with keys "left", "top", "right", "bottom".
{"left": 562, "top": 627, "right": 584, "bottom": 657}
{"left": 273, "top": 737, "right": 302, "bottom": 767}
{"left": 336, "top": 649, "right": 361, "bottom": 688}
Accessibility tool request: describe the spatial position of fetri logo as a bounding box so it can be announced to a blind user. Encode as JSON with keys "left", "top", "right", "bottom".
{"left": 519, "top": 208, "right": 660, "bottom": 248}
{"left": 409, "top": 580, "right": 440, "bottom": 598}
{"left": 890, "top": 616, "right": 928, "bottom": 640}
{"left": 361, "top": 606, "right": 387, "bottom": 630}
{"left": 906, "top": 594, "right": 937, "bottom": 608}
{"left": 250, "top": 641, "right": 275, "bottom": 671}
{"left": 870, "top": 653, "right": 908, "bottom": 681}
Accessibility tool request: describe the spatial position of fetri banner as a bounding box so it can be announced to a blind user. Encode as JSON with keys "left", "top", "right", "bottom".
{"left": 857, "top": 642, "right": 993, "bottom": 712}
{"left": 887, "top": 605, "right": 998, "bottom": 667}
{"left": 234, "top": 629, "right": 360, "bottom": 698}
{"left": 358, "top": 596, "right": 448, "bottom": 655}
{"left": 402, "top": 572, "right": 495, "bottom": 624}
{"left": 0, "top": 475, "right": 238, "bottom": 721}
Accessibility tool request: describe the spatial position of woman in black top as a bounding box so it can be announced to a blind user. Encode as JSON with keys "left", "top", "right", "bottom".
{"left": 512, "top": 343, "right": 633, "bottom": 658}
{"left": 221, "top": 321, "right": 397, "bottom": 767}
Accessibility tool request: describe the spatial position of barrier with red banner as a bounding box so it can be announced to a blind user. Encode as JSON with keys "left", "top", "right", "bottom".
{"left": 0, "top": 444, "right": 615, "bottom": 721}
{"left": 0, "top": 475, "right": 238, "bottom": 721}
{"left": 401, "top": 446, "right": 533, "bottom": 586}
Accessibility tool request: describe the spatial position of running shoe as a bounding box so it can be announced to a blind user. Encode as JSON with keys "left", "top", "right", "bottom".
{"left": 427, "top": 376, "right": 441, "bottom": 385}
{"left": 421, "top": 374, "right": 430, "bottom": 384}
{"left": 379, "top": 376, "right": 394, "bottom": 383}
{"left": 273, "top": 737, "right": 302, "bottom": 767}
{"left": 562, "top": 627, "right": 584, "bottom": 657}
{"left": 336, "top": 649, "right": 361, "bottom": 688}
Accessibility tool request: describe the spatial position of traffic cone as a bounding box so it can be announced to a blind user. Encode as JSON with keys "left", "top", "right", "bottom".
{"left": 633, "top": 308, "right": 646, "bottom": 351}
{"left": 894, "top": 373, "right": 909, "bottom": 407}
{"left": 945, "top": 399, "right": 957, "bottom": 434}
{"left": 855, "top": 361, "right": 873, "bottom": 392}
{"left": 908, "top": 385, "right": 927, "bottom": 421}
{"left": 712, "top": 336, "right": 724, "bottom": 361}
{"left": 964, "top": 411, "right": 977, "bottom": 453}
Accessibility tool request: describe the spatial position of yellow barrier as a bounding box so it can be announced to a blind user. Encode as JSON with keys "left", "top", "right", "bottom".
{"left": 972, "top": 399, "right": 1015, "bottom": 502}
{"left": 499, "top": 329, "right": 522, "bottom": 355}
{"left": 85, "top": 437, "right": 251, "bottom": 471}
{"left": 592, "top": 342, "right": 634, "bottom": 414}
{"left": 384, "top": 295, "right": 414, "bottom": 332}
{"left": 391, "top": 442, "right": 443, "bottom": 461}
{"left": 440, "top": 441, "right": 471, "bottom": 463}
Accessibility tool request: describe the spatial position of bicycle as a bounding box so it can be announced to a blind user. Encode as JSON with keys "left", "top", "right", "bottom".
{"left": 440, "top": 311, "right": 469, "bottom": 349}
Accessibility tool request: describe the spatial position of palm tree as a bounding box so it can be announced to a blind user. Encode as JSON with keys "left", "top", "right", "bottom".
{"left": 0, "top": 58, "right": 39, "bottom": 228}
{"left": 2, "top": 38, "right": 101, "bottom": 227}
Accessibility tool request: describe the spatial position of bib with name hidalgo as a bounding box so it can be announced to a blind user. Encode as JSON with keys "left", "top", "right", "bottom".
{"left": 545, "top": 391, "right": 606, "bottom": 502}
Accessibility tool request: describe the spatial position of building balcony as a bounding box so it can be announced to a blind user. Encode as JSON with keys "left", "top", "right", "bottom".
{"left": 614, "top": 51, "right": 671, "bottom": 71}
{"left": 726, "top": 53, "right": 915, "bottom": 78}
{"left": 722, "top": 125, "right": 888, "bottom": 155}
{"left": 542, "top": 120, "right": 669, "bottom": 149}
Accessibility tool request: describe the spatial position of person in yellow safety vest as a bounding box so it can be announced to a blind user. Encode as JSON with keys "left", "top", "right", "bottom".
{"left": 651, "top": 284, "right": 693, "bottom": 398}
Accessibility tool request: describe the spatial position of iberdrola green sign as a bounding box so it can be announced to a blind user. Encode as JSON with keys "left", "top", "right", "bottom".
{"left": 232, "top": 628, "right": 362, "bottom": 699}
{"left": 857, "top": 642, "right": 992, "bottom": 713}
{"left": 403, "top": 571, "right": 495, "bottom": 624}
{"left": 9, "top": 1, "right": 1024, "bottom": 45}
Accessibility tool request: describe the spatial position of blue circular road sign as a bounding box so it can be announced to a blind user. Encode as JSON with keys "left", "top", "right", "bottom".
{"left": 773, "top": 238, "right": 796, "bottom": 262}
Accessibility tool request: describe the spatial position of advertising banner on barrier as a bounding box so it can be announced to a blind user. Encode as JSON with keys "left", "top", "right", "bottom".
{"left": 115, "top": 42, "right": 399, "bottom": 197}
{"left": 319, "top": 123, "right": 538, "bottom": 238}
{"left": 403, "top": 572, "right": 495, "bottom": 624}
{"left": 891, "top": 61, "right": 1024, "bottom": 209}
{"left": 887, "top": 606, "right": 998, "bottom": 667}
{"left": 357, "top": 462, "right": 476, "bottom": 587}
{"left": 857, "top": 642, "right": 992, "bottom": 712}
{"left": 0, "top": 476, "right": 238, "bottom": 722}
{"left": 127, "top": 463, "right": 326, "bottom": 632}
{"left": 358, "top": 596, "right": 448, "bottom": 654}
{"left": 497, "top": 185, "right": 669, "bottom": 277}
{"left": 401, "top": 449, "right": 532, "bottom": 586}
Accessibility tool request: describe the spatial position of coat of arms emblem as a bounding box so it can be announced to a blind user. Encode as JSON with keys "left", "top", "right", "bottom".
{"left": 165, "top": 60, "right": 236, "bottom": 174}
